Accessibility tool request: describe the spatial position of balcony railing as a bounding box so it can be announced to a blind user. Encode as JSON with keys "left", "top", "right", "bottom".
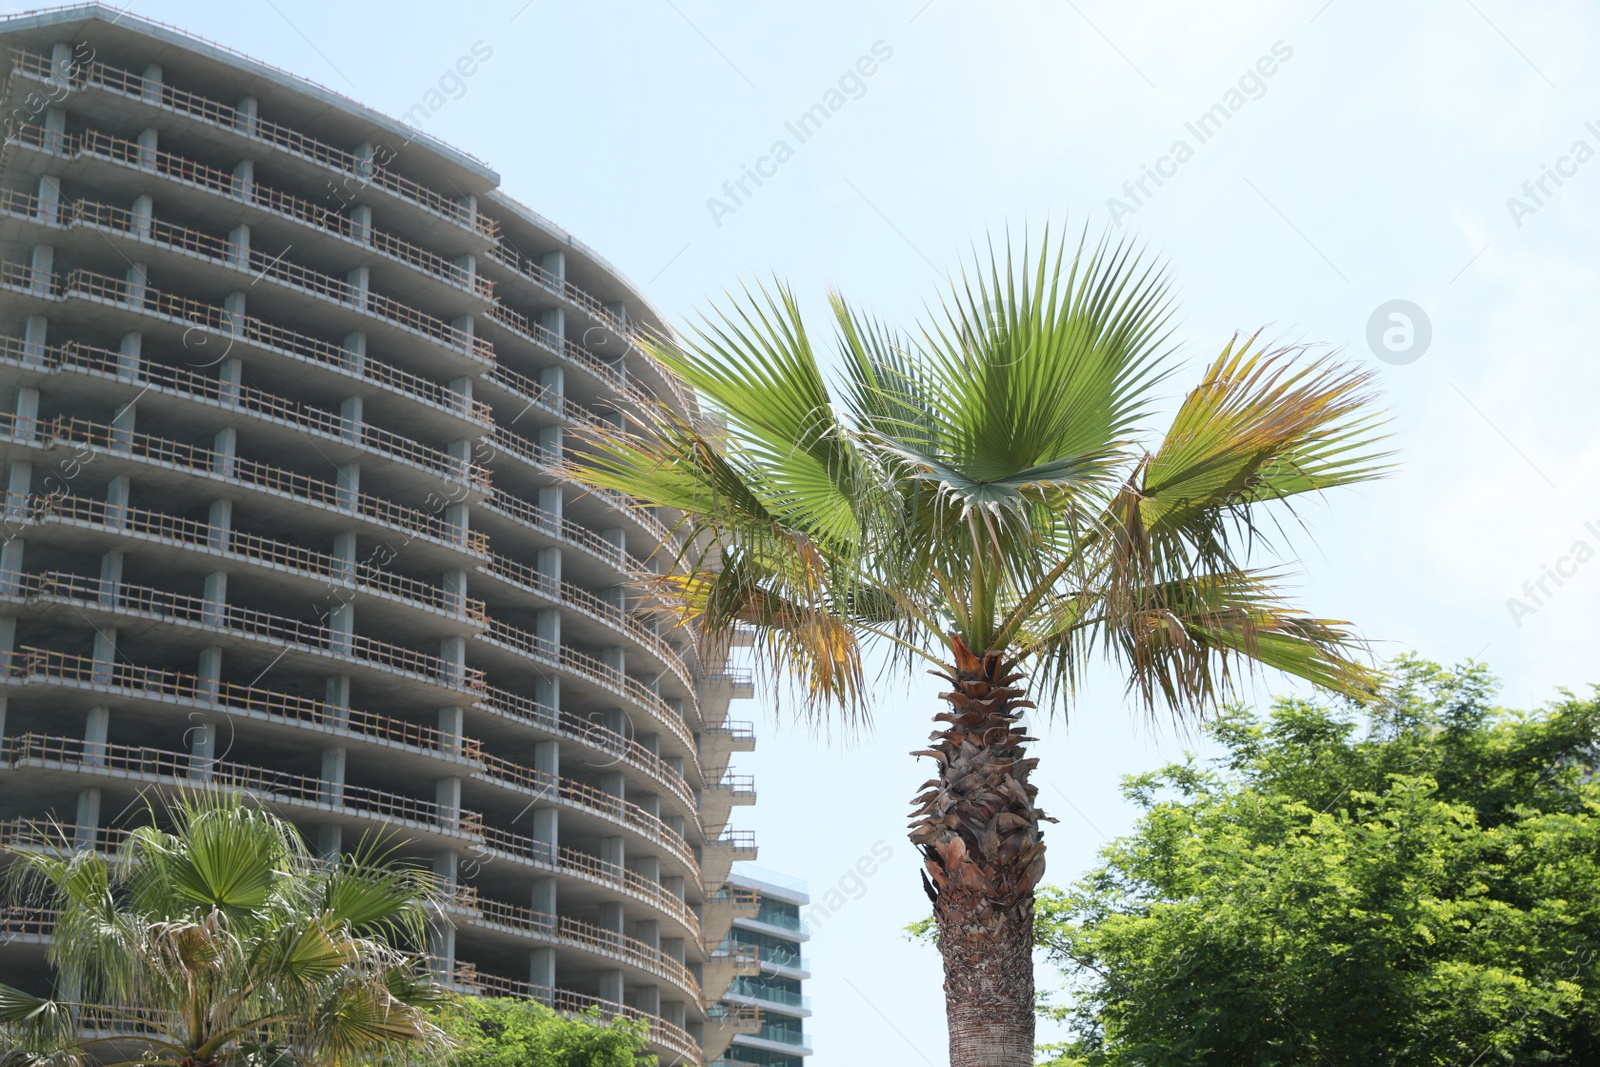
{"left": 2, "top": 645, "right": 477, "bottom": 760}
{"left": 7, "top": 192, "right": 495, "bottom": 362}
{"left": 0, "top": 566, "right": 483, "bottom": 691}
{"left": 475, "top": 683, "right": 700, "bottom": 813}
{"left": 445, "top": 885, "right": 699, "bottom": 998}
{"left": 0, "top": 734, "right": 481, "bottom": 835}
{"left": 482, "top": 551, "right": 695, "bottom": 697}
{"left": 0, "top": 399, "right": 486, "bottom": 555}
{"left": 12, "top": 50, "right": 496, "bottom": 238}
{"left": 0, "top": 254, "right": 488, "bottom": 423}
{"left": 474, "top": 828, "right": 700, "bottom": 936}
{"left": 3, "top": 119, "right": 489, "bottom": 297}
{"left": 2, "top": 486, "right": 480, "bottom": 624}
{"left": 479, "top": 487, "right": 655, "bottom": 574}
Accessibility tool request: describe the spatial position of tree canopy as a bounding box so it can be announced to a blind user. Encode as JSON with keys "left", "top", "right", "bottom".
{"left": 433, "top": 997, "right": 655, "bottom": 1067}
{"left": 1038, "top": 657, "right": 1600, "bottom": 1066}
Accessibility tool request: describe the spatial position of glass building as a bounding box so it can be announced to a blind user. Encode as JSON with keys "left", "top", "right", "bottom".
{"left": 713, "top": 865, "right": 813, "bottom": 1067}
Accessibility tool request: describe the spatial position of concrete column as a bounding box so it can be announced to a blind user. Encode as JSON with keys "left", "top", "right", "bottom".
{"left": 663, "top": 1000, "right": 687, "bottom": 1030}
{"left": 453, "top": 252, "right": 476, "bottom": 288}
{"left": 444, "top": 502, "right": 469, "bottom": 544}
{"left": 338, "top": 396, "right": 361, "bottom": 443}
{"left": 4, "top": 461, "right": 30, "bottom": 521}
{"left": 0, "top": 530, "right": 23, "bottom": 591}
{"left": 635, "top": 984, "right": 660, "bottom": 1016}
{"left": 325, "top": 674, "right": 352, "bottom": 729}
{"left": 346, "top": 266, "right": 369, "bottom": 311}
{"left": 598, "top": 969, "right": 624, "bottom": 1006}
{"left": 601, "top": 646, "right": 625, "bottom": 684}
{"left": 91, "top": 628, "right": 116, "bottom": 686}
{"left": 528, "top": 948, "right": 556, "bottom": 1000}
{"left": 235, "top": 95, "right": 258, "bottom": 135}
{"left": 21, "top": 316, "right": 47, "bottom": 366}
{"left": 131, "top": 194, "right": 153, "bottom": 239}
{"left": 135, "top": 127, "right": 156, "bottom": 168}
{"left": 534, "top": 609, "right": 560, "bottom": 659}
{"left": 600, "top": 770, "right": 625, "bottom": 803}
{"left": 335, "top": 462, "right": 359, "bottom": 510}
{"left": 35, "top": 175, "right": 60, "bottom": 226}
{"left": 532, "top": 876, "right": 556, "bottom": 916}
{"left": 197, "top": 645, "right": 222, "bottom": 702}
{"left": 539, "top": 364, "right": 564, "bottom": 400}
{"left": 217, "top": 356, "right": 241, "bottom": 405}
{"left": 447, "top": 375, "right": 473, "bottom": 416}
{"left": 539, "top": 484, "right": 563, "bottom": 525}
{"left": 83, "top": 705, "right": 109, "bottom": 766}
{"left": 600, "top": 835, "right": 624, "bottom": 868}
{"left": 342, "top": 331, "right": 366, "bottom": 376}
{"left": 206, "top": 497, "right": 231, "bottom": 550}
{"left": 42, "top": 106, "right": 66, "bottom": 152}
{"left": 439, "top": 635, "right": 466, "bottom": 689}
{"left": 321, "top": 746, "right": 347, "bottom": 806}
{"left": 541, "top": 250, "right": 566, "bottom": 281}
{"left": 97, "top": 550, "right": 122, "bottom": 608}
{"left": 633, "top": 854, "right": 661, "bottom": 884}
{"left": 451, "top": 315, "right": 475, "bottom": 357}
{"left": 110, "top": 399, "right": 135, "bottom": 452}
{"left": 531, "top": 806, "right": 558, "bottom": 861}
{"left": 73, "top": 788, "right": 101, "bottom": 850}
{"left": 316, "top": 824, "right": 342, "bottom": 857}
{"left": 634, "top": 918, "right": 660, "bottom": 951}
{"left": 223, "top": 291, "right": 246, "bottom": 336}
{"left": 436, "top": 705, "right": 464, "bottom": 754}
{"left": 28, "top": 244, "right": 52, "bottom": 296}
{"left": 662, "top": 938, "right": 686, "bottom": 965}
{"left": 212, "top": 426, "right": 237, "bottom": 479}
{"left": 662, "top": 874, "right": 686, "bottom": 901}
{"left": 350, "top": 204, "right": 372, "bottom": 244}
{"left": 231, "top": 158, "right": 255, "bottom": 201}
{"left": 140, "top": 62, "right": 162, "bottom": 104}
{"left": 328, "top": 596, "right": 353, "bottom": 657}
{"left": 13, "top": 388, "right": 39, "bottom": 444}
{"left": 225, "top": 222, "right": 248, "bottom": 269}
{"left": 117, "top": 332, "right": 141, "bottom": 378}
{"left": 538, "top": 424, "right": 562, "bottom": 465}
{"left": 102, "top": 474, "right": 130, "bottom": 530}
{"left": 124, "top": 262, "right": 147, "bottom": 308}
{"left": 442, "top": 568, "right": 467, "bottom": 615}
{"left": 539, "top": 307, "right": 564, "bottom": 346}
{"left": 435, "top": 775, "right": 462, "bottom": 830}
{"left": 188, "top": 720, "right": 217, "bottom": 780}
{"left": 201, "top": 570, "right": 227, "bottom": 627}
{"left": 598, "top": 901, "right": 624, "bottom": 941}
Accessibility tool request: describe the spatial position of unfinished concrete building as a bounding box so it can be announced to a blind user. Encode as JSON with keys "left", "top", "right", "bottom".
{"left": 0, "top": 5, "right": 761, "bottom": 1062}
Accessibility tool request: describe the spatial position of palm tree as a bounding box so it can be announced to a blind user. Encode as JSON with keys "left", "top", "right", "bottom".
{"left": 574, "top": 232, "right": 1390, "bottom": 1065}
{"left": 0, "top": 790, "right": 451, "bottom": 1067}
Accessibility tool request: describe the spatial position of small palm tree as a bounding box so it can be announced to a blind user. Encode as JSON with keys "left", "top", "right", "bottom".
{"left": 0, "top": 791, "right": 451, "bottom": 1067}
{"left": 573, "top": 232, "right": 1389, "bottom": 1066}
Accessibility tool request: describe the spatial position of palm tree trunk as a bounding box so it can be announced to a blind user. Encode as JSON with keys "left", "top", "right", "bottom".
{"left": 910, "top": 635, "right": 1049, "bottom": 1067}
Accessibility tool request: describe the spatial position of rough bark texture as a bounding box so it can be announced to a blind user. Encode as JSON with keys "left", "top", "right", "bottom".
{"left": 909, "top": 635, "right": 1050, "bottom": 1067}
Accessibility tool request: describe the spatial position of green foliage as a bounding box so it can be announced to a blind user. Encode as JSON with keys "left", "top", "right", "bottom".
{"left": 1037, "top": 657, "right": 1600, "bottom": 1065}
{"left": 434, "top": 997, "right": 655, "bottom": 1067}
{"left": 0, "top": 790, "right": 450, "bottom": 1067}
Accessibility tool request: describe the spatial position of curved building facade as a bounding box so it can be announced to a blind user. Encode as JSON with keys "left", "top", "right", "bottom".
{"left": 0, "top": 5, "right": 757, "bottom": 1062}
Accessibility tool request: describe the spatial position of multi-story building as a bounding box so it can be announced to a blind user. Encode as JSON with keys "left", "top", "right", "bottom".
{"left": 715, "top": 866, "right": 813, "bottom": 1067}
{"left": 0, "top": 4, "right": 760, "bottom": 1062}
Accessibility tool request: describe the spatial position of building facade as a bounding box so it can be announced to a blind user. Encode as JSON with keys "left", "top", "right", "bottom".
{"left": 714, "top": 867, "right": 813, "bottom": 1067}
{"left": 0, "top": 5, "right": 758, "bottom": 1062}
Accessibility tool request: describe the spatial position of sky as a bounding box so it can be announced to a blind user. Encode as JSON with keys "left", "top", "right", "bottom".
{"left": 22, "top": 0, "right": 1600, "bottom": 1062}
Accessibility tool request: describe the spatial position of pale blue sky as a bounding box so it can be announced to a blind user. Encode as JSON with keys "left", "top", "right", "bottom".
{"left": 30, "top": 1, "right": 1600, "bottom": 1061}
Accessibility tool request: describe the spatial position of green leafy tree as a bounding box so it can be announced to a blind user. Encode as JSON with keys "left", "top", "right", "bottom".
{"left": 573, "top": 232, "right": 1388, "bottom": 1065}
{"left": 0, "top": 791, "right": 450, "bottom": 1067}
{"left": 1038, "top": 657, "right": 1600, "bottom": 1065}
{"left": 434, "top": 997, "right": 654, "bottom": 1067}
